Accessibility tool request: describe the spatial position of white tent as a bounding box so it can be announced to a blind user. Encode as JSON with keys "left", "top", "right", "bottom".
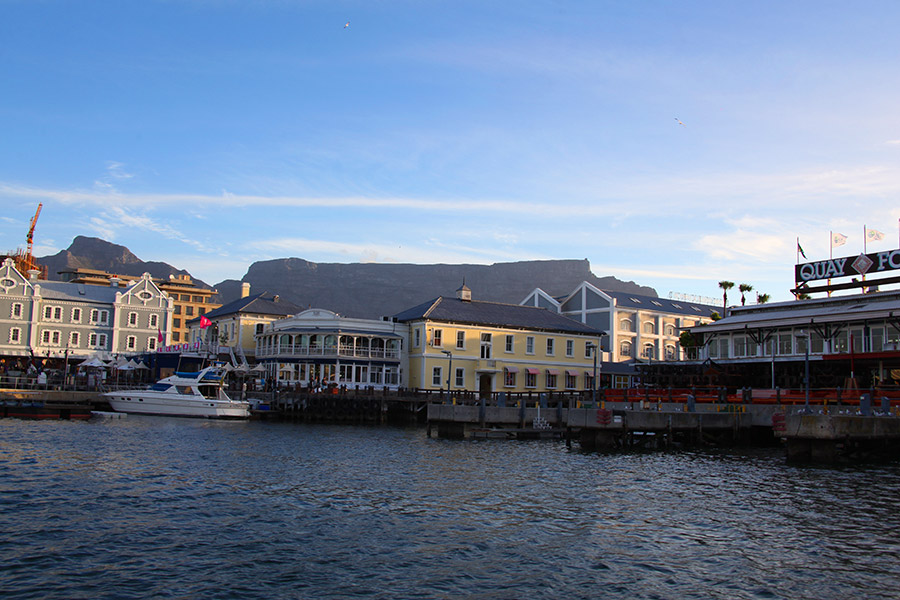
{"left": 80, "top": 357, "right": 106, "bottom": 368}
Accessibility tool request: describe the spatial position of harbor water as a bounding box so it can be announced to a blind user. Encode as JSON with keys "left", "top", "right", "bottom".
{"left": 1, "top": 417, "right": 899, "bottom": 599}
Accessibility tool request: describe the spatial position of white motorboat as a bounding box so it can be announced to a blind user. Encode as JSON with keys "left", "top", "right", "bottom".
{"left": 103, "top": 367, "right": 250, "bottom": 419}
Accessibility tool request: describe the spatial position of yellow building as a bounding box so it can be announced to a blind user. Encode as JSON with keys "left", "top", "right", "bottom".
{"left": 394, "top": 284, "right": 603, "bottom": 397}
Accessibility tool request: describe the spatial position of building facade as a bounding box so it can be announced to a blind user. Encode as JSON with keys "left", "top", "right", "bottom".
{"left": 255, "top": 308, "right": 407, "bottom": 389}
{"left": 0, "top": 258, "right": 172, "bottom": 361}
{"left": 187, "top": 283, "right": 302, "bottom": 361}
{"left": 522, "top": 282, "right": 718, "bottom": 364}
{"left": 394, "top": 285, "right": 604, "bottom": 396}
{"left": 57, "top": 268, "right": 220, "bottom": 343}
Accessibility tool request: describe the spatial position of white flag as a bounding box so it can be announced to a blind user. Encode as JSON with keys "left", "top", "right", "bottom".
{"left": 867, "top": 228, "right": 885, "bottom": 242}
{"left": 832, "top": 232, "right": 847, "bottom": 247}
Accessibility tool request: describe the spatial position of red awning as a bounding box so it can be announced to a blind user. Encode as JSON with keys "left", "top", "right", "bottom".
{"left": 566, "top": 370, "right": 578, "bottom": 376}
{"left": 504, "top": 366, "right": 519, "bottom": 373}
{"left": 545, "top": 369, "right": 559, "bottom": 375}
{"left": 526, "top": 368, "right": 540, "bottom": 375}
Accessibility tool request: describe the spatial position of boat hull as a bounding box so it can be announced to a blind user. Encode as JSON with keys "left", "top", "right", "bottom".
{"left": 103, "top": 391, "right": 250, "bottom": 419}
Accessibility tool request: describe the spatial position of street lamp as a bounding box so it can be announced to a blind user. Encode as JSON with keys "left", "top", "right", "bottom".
{"left": 441, "top": 350, "right": 452, "bottom": 398}
{"left": 586, "top": 342, "right": 598, "bottom": 406}
{"left": 796, "top": 330, "right": 810, "bottom": 411}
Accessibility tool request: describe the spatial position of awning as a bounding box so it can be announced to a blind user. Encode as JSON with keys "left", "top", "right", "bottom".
{"left": 584, "top": 371, "right": 593, "bottom": 378}
{"left": 526, "top": 368, "right": 540, "bottom": 375}
{"left": 566, "top": 370, "right": 578, "bottom": 376}
{"left": 504, "top": 366, "right": 519, "bottom": 373}
{"left": 545, "top": 369, "right": 558, "bottom": 375}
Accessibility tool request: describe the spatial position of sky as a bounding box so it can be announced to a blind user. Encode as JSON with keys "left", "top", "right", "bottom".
{"left": 2, "top": 1, "right": 900, "bottom": 305}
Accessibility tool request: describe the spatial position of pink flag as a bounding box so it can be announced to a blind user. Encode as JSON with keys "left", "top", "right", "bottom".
{"left": 200, "top": 315, "right": 212, "bottom": 329}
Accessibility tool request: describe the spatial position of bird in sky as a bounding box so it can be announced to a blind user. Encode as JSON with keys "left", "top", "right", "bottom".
{"left": 344, "top": 20, "right": 350, "bottom": 28}
{"left": 675, "top": 118, "right": 685, "bottom": 126}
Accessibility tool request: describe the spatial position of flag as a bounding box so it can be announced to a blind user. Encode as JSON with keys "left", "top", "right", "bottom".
{"left": 832, "top": 232, "right": 847, "bottom": 247}
{"left": 157, "top": 328, "right": 163, "bottom": 344}
{"left": 797, "top": 241, "right": 807, "bottom": 259}
{"left": 867, "top": 228, "right": 885, "bottom": 242}
{"left": 199, "top": 315, "right": 212, "bottom": 329}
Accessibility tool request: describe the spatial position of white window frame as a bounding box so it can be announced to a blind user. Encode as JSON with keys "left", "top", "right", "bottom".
{"left": 148, "top": 337, "right": 157, "bottom": 351}
{"left": 546, "top": 338, "right": 554, "bottom": 356}
{"left": 128, "top": 311, "right": 139, "bottom": 328}
{"left": 11, "top": 302, "right": 23, "bottom": 319}
{"left": 432, "top": 366, "right": 442, "bottom": 387}
{"left": 432, "top": 329, "right": 442, "bottom": 347}
{"left": 126, "top": 335, "right": 137, "bottom": 351}
{"left": 526, "top": 336, "right": 535, "bottom": 354}
{"left": 9, "top": 327, "right": 21, "bottom": 343}
{"left": 456, "top": 330, "right": 465, "bottom": 349}
{"left": 505, "top": 335, "right": 514, "bottom": 353}
{"left": 454, "top": 367, "right": 464, "bottom": 388}
{"left": 71, "top": 307, "right": 82, "bottom": 323}
{"left": 545, "top": 372, "right": 557, "bottom": 389}
{"left": 69, "top": 331, "right": 80, "bottom": 347}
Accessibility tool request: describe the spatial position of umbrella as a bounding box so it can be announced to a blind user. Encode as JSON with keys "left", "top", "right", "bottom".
{"left": 134, "top": 361, "right": 150, "bottom": 370}
{"left": 80, "top": 357, "right": 106, "bottom": 368}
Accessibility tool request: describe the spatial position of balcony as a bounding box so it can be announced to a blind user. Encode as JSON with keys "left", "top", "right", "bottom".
{"left": 258, "top": 344, "right": 400, "bottom": 361}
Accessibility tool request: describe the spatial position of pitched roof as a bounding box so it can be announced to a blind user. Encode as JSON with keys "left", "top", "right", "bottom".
{"left": 192, "top": 292, "right": 302, "bottom": 321}
{"left": 36, "top": 281, "right": 121, "bottom": 303}
{"left": 602, "top": 289, "right": 718, "bottom": 317}
{"left": 394, "top": 296, "right": 601, "bottom": 334}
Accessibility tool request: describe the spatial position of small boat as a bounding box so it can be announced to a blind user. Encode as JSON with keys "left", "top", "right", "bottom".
{"left": 103, "top": 367, "right": 250, "bottom": 419}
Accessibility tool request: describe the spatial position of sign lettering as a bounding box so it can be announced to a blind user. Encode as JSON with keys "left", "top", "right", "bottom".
{"left": 795, "top": 248, "right": 900, "bottom": 282}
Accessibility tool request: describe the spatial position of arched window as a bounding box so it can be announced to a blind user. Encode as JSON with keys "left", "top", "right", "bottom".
{"left": 642, "top": 344, "right": 655, "bottom": 360}
{"left": 664, "top": 324, "right": 676, "bottom": 336}
{"left": 619, "top": 318, "right": 633, "bottom": 332}
{"left": 665, "top": 344, "right": 676, "bottom": 360}
{"left": 620, "top": 341, "right": 632, "bottom": 357}
{"left": 643, "top": 321, "right": 656, "bottom": 334}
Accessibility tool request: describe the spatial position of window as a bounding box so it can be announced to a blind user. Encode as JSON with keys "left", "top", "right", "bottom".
{"left": 643, "top": 321, "right": 656, "bottom": 334}
{"left": 480, "top": 333, "right": 492, "bottom": 359}
{"left": 90, "top": 309, "right": 98, "bottom": 323}
{"left": 128, "top": 312, "right": 138, "bottom": 327}
{"left": 173, "top": 332, "right": 181, "bottom": 341}
{"left": 505, "top": 335, "right": 514, "bottom": 353}
{"left": 432, "top": 366, "right": 442, "bottom": 387}
{"left": 256, "top": 323, "right": 264, "bottom": 335}
{"left": 192, "top": 295, "right": 202, "bottom": 303}
{"left": 665, "top": 324, "right": 676, "bottom": 336}
{"left": 504, "top": 368, "right": 516, "bottom": 387}
{"left": 565, "top": 372, "right": 577, "bottom": 389}
{"left": 585, "top": 342, "right": 594, "bottom": 358}
{"left": 9, "top": 327, "right": 21, "bottom": 343}
{"left": 11, "top": 303, "right": 23, "bottom": 319}
{"left": 566, "top": 339, "right": 574, "bottom": 357}
{"left": 174, "top": 305, "right": 182, "bottom": 315}
{"left": 148, "top": 337, "right": 157, "bottom": 351}
{"left": 180, "top": 294, "right": 190, "bottom": 301}
{"left": 456, "top": 331, "right": 465, "bottom": 349}
{"left": 41, "top": 330, "right": 51, "bottom": 345}
{"left": 98, "top": 333, "right": 107, "bottom": 348}
{"left": 414, "top": 329, "right": 421, "bottom": 347}
{"left": 71, "top": 308, "right": 82, "bottom": 323}
{"left": 642, "top": 344, "right": 655, "bottom": 360}
{"left": 186, "top": 306, "right": 194, "bottom": 316}
{"left": 90, "top": 309, "right": 109, "bottom": 325}
{"left": 526, "top": 336, "right": 535, "bottom": 354}
{"left": 432, "top": 329, "right": 442, "bottom": 347}
{"left": 52, "top": 331, "right": 60, "bottom": 345}
{"left": 455, "top": 367, "right": 464, "bottom": 388}
{"left": 126, "top": 335, "right": 137, "bottom": 351}
{"left": 69, "top": 332, "right": 80, "bottom": 347}
{"left": 149, "top": 314, "right": 159, "bottom": 328}
{"left": 525, "top": 370, "right": 537, "bottom": 388}
{"left": 585, "top": 373, "right": 595, "bottom": 390}
{"left": 89, "top": 333, "right": 97, "bottom": 347}
{"left": 43, "top": 306, "right": 53, "bottom": 321}
{"left": 546, "top": 338, "right": 554, "bottom": 355}
{"left": 620, "top": 341, "right": 632, "bottom": 357}
{"left": 545, "top": 371, "right": 558, "bottom": 389}
{"left": 665, "top": 344, "right": 676, "bottom": 360}
{"left": 619, "top": 318, "right": 633, "bottom": 332}
{"left": 173, "top": 318, "right": 181, "bottom": 328}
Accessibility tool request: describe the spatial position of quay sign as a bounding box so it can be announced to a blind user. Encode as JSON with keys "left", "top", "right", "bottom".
{"left": 795, "top": 248, "right": 900, "bottom": 283}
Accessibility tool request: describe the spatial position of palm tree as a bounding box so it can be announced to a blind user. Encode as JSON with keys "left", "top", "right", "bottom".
{"left": 718, "top": 280, "right": 734, "bottom": 312}
{"left": 739, "top": 283, "right": 753, "bottom": 306}
{"left": 756, "top": 293, "right": 770, "bottom": 304}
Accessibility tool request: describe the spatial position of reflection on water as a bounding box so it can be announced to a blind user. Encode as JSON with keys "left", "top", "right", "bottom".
{"left": 1, "top": 417, "right": 899, "bottom": 599}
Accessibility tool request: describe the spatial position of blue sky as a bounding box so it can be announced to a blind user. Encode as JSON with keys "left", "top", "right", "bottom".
{"left": 2, "top": 1, "right": 900, "bottom": 303}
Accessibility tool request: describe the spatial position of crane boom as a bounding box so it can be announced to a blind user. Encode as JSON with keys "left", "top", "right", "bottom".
{"left": 27, "top": 203, "right": 42, "bottom": 253}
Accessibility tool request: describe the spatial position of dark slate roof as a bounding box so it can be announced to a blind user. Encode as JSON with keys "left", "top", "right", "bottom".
{"left": 36, "top": 281, "right": 120, "bottom": 303}
{"left": 394, "top": 296, "right": 601, "bottom": 335}
{"left": 603, "top": 290, "right": 719, "bottom": 318}
{"left": 188, "top": 292, "right": 302, "bottom": 323}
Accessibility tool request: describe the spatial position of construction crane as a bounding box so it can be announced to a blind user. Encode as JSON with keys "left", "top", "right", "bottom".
{"left": 27, "top": 203, "right": 42, "bottom": 258}
{"left": 2, "top": 203, "right": 47, "bottom": 278}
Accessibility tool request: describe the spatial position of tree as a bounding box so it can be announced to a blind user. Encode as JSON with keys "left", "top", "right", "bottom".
{"left": 718, "top": 281, "right": 734, "bottom": 312}
{"left": 739, "top": 283, "right": 753, "bottom": 305}
{"left": 756, "top": 292, "right": 770, "bottom": 304}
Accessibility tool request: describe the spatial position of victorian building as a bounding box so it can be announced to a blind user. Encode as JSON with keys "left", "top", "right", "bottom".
{"left": 255, "top": 308, "right": 406, "bottom": 389}
{"left": 394, "top": 285, "right": 604, "bottom": 397}
{"left": 0, "top": 258, "right": 172, "bottom": 362}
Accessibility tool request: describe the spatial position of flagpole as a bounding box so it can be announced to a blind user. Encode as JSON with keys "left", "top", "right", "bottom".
{"left": 828, "top": 231, "right": 832, "bottom": 296}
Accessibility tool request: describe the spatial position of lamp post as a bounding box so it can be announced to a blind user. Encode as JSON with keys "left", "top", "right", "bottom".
{"left": 586, "top": 342, "right": 597, "bottom": 406}
{"left": 441, "top": 350, "right": 452, "bottom": 399}
{"left": 797, "top": 330, "right": 810, "bottom": 411}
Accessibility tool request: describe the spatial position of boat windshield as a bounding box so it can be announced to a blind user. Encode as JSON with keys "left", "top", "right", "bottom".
{"left": 198, "top": 385, "right": 218, "bottom": 399}
{"left": 150, "top": 383, "right": 173, "bottom": 392}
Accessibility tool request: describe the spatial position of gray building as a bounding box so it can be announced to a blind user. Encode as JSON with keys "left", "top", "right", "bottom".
{"left": 0, "top": 258, "right": 173, "bottom": 361}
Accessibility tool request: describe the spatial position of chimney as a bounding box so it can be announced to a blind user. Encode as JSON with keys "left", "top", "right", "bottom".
{"left": 27, "top": 269, "right": 40, "bottom": 282}
{"left": 241, "top": 282, "right": 251, "bottom": 298}
{"left": 109, "top": 276, "right": 120, "bottom": 288}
